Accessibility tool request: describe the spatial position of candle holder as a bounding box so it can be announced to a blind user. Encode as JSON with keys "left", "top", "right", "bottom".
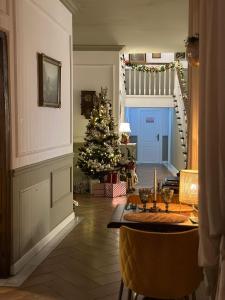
{"left": 149, "top": 196, "right": 161, "bottom": 212}
{"left": 148, "top": 168, "right": 161, "bottom": 212}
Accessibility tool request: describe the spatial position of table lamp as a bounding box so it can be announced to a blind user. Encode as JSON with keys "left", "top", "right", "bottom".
{"left": 119, "top": 122, "right": 131, "bottom": 144}
{"left": 179, "top": 169, "right": 198, "bottom": 208}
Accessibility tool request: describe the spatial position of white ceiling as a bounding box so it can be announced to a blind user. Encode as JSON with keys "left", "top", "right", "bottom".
{"left": 68, "top": 0, "right": 188, "bottom": 52}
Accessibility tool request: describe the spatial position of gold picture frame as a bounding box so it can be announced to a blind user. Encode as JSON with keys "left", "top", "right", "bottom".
{"left": 38, "top": 53, "right": 61, "bottom": 108}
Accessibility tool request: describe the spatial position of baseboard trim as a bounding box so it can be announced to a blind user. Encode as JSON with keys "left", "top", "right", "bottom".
{"left": 163, "top": 162, "right": 178, "bottom": 176}
{"left": 11, "top": 212, "right": 75, "bottom": 275}
{"left": 0, "top": 213, "right": 82, "bottom": 287}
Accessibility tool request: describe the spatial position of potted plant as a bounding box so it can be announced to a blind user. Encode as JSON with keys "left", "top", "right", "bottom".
{"left": 185, "top": 34, "right": 199, "bottom": 67}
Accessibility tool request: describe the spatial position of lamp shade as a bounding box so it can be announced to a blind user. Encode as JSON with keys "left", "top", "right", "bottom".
{"left": 179, "top": 169, "right": 198, "bottom": 205}
{"left": 119, "top": 122, "right": 131, "bottom": 133}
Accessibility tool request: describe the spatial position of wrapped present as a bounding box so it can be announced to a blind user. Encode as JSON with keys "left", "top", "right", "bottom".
{"left": 106, "top": 173, "right": 112, "bottom": 183}
{"left": 106, "top": 172, "right": 119, "bottom": 184}
{"left": 112, "top": 172, "right": 119, "bottom": 184}
{"left": 92, "top": 183, "right": 105, "bottom": 196}
{"left": 105, "top": 182, "right": 126, "bottom": 198}
{"left": 89, "top": 179, "right": 100, "bottom": 194}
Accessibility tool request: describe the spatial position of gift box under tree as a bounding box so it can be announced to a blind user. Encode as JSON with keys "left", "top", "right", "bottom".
{"left": 105, "top": 182, "right": 126, "bottom": 198}
{"left": 106, "top": 172, "right": 119, "bottom": 184}
{"left": 92, "top": 183, "right": 105, "bottom": 196}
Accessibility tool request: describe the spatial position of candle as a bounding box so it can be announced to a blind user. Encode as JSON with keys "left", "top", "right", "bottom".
{"left": 154, "top": 168, "right": 157, "bottom": 201}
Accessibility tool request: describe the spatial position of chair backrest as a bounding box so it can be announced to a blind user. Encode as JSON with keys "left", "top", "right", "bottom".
{"left": 119, "top": 226, "right": 203, "bottom": 299}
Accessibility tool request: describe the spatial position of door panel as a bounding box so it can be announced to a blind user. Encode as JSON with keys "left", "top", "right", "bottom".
{"left": 138, "top": 109, "right": 162, "bottom": 163}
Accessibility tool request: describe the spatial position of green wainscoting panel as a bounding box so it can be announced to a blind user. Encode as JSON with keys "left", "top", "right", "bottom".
{"left": 73, "top": 143, "right": 89, "bottom": 193}
{"left": 51, "top": 165, "right": 72, "bottom": 207}
{"left": 12, "top": 154, "right": 73, "bottom": 263}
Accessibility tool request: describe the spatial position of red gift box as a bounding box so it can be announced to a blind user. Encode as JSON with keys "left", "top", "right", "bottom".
{"left": 105, "top": 182, "right": 126, "bottom": 198}
{"left": 107, "top": 172, "right": 119, "bottom": 184}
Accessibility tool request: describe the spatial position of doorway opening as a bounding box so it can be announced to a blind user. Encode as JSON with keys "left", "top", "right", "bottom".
{"left": 0, "top": 31, "right": 11, "bottom": 278}
{"left": 125, "top": 107, "right": 171, "bottom": 164}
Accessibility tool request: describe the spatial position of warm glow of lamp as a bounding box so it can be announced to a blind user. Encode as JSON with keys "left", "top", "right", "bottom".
{"left": 119, "top": 122, "right": 131, "bottom": 133}
{"left": 179, "top": 169, "right": 198, "bottom": 206}
{"left": 119, "top": 122, "right": 131, "bottom": 144}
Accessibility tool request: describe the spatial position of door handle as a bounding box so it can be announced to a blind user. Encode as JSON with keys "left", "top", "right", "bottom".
{"left": 156, "top": 134, "right": 159, "bottom": 141}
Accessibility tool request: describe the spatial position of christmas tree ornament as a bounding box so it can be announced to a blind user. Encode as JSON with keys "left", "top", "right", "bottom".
{"left": 78, "top": 88, "right": 121, "bottom": 182}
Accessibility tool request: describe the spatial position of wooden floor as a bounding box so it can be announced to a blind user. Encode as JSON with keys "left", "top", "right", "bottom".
{"left": 0, "top": 164, "right": 207, "bottom": 299}
{"left": 136, "top": 163, "right": 172, "bottom": 189}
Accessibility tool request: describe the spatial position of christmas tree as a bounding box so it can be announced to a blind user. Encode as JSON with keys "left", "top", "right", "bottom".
{"left": 77, "top": 88, "right": 121, "bottom": 182}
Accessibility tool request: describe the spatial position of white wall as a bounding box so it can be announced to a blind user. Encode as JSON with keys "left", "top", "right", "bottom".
{"left": 10, "top": 0, "right": 73, "bottom": 168}
{"left": 125, "top": 96, "right": 174, "bottom": 108}
{"left": 73, "top": 51, "right": 120, "bottom": 142}
{"left": 124, "top": 52, "right": 175, "bottom": 64}
{"left": 170, "top": 109, "right": 185, "bottom": 170}
{"left": 0, "top": 0, "right": 74, "bottom": 273}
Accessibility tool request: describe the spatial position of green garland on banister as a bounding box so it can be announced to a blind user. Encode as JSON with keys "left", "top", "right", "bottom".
{"left": 176, "top": 62, "right": 188, "bottom": 100}
{"left": 124, "top": 61, "right": 176, "bottom": 73}
{"left": 122, "top": 58, "right": 188, "bottom": 101}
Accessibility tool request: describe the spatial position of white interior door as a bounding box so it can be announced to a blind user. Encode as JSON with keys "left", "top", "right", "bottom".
{"left": 138, "top": 109, "right": 162, "bottom": 163}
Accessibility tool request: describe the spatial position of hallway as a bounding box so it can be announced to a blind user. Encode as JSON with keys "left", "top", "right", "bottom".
{"left": 0, "top": 196, "right": 207, "bottom": 300}
{"left": 0, "top": 165, "right": 207, "bottom": 299}
{"left": 136, "top": 163, "right": 172, "bottom": 189}
{"left": 0, "top": 195, "right": 127, "bottom": 299}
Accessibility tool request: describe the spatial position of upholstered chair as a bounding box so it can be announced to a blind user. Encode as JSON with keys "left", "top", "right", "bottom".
{"left": 119, "top": 226, "right": 202, "bottom": 300}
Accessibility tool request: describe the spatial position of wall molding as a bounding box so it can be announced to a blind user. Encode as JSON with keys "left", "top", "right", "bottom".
{"left": 60, "top": 0, "right": 79, "bottom": 14}
{"left": 0, "top": 0, "right": 9, "bottom": 15}
{"left": 12, "top": 153, "right": 74, "bottom": 177}
{"left": 73, "top": 44, "right": 125, "bottom": 51}
{"left": 16, "top": 143, "right": 72, "bottom": 158}
{"left": 51, "top": 165, "right": 72, "bottom": 207}
{"left": 11, "top": 212, "right": 75, "bottom": 275}
{"left": 12, "top": 0, "right": 73, "bottom": 166}
{"left": 30, "top": 0, "right": 72, "bottom": 34}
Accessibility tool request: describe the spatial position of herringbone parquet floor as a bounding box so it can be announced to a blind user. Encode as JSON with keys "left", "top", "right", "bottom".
{"left": 0, "top": 164, "right": 207, "bottom": 299}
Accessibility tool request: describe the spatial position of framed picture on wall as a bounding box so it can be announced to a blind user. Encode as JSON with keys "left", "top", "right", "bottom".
{"left": 81, "top": 90, "right": 97, "bottom": 119}
{"left": 175, "top": 52, "right": 186, "bottom": 60}
{"left": 129, "top": 53, "right": 146, "bottom": 64}
{"left": 152, "top": 53, "right": 161, "bottom": 59}
{"left": 38, "top": 53, "right": 61, "bottom": 108}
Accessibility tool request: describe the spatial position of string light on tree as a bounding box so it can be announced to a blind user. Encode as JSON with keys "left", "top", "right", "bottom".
{"left": 78, "top": 88, "right": 121, "bottom": 182}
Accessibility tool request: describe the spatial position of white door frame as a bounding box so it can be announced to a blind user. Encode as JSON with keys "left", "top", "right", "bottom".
{"left": 125, "top": 107, "right": 171, "bottom": 165}
{"left": 137, "top": 108, "right": 163, "bottom": 164}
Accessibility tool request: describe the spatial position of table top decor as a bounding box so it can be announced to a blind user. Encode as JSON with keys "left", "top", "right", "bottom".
{"left": 161, "top": 187, "right": 174, "bottom": 212}
{"left": 138, "top": 203, "right": 194, "bottom": 213}
{"left": 151, "top": 168, "right": 161, "bottom": 212}
{"left": 107, "top": 203, "right": 198, "bottom": 231}
{"left": 138, "top": 188, "right": 152, "bottom": 212}
{"left": 123, "top": 212, "right": 188, "bottom": 224}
